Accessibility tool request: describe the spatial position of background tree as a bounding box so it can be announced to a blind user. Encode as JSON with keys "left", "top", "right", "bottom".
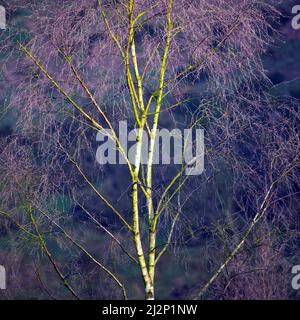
{"left": 0, "top": 0, "right": 299, "bottom": 300}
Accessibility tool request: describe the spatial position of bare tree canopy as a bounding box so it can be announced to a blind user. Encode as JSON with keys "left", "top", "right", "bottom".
{"left": 0, "top": 0, "right": 299, "bottom": 300}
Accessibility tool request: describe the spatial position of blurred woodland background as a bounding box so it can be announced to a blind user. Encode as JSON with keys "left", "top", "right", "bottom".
{"left": 0, "top": 0, "right": 299, "bottom": 300}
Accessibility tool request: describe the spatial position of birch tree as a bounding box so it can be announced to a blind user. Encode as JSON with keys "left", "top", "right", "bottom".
{"left": 0, "top": 0, "right": 299, "bottom": 299}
